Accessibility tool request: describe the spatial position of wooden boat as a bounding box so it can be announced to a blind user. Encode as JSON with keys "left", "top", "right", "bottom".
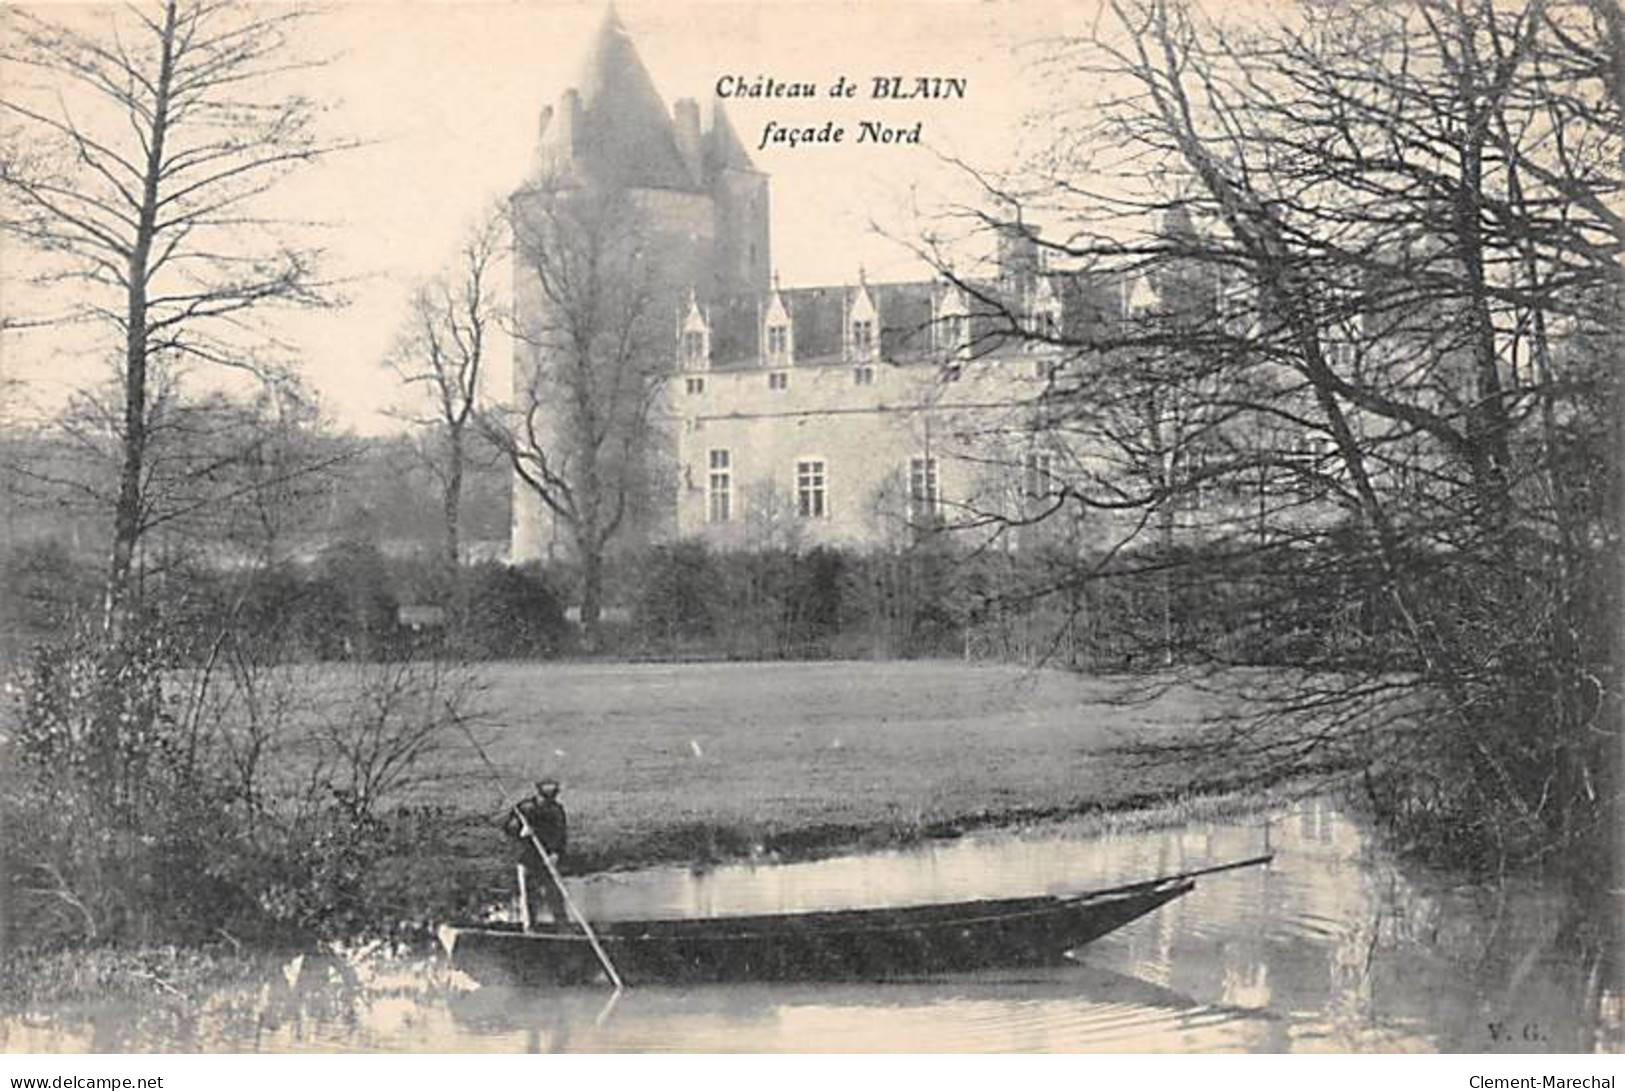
{"left": 439, "top": 854, "right": 1271, "bottom": 986}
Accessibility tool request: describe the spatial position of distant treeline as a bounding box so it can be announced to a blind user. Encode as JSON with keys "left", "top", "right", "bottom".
{"left": 0, "top": 426, "right": 515, "bottom": 553}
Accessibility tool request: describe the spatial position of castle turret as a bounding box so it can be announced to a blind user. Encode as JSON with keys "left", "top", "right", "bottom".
{"left": 527, "top": 7, "right": 693, "bottom": 191}
{"left": 511, "top": 6, "right": 767, "bottom": 563}
{"left": 997, "top": 220, "right": 1041, "bottom": 296}
{"left": 533, "top": 89, "right": 582, "bottom": 177}
{"left": 706, "top": 100, "right": 771, "bottom": 295}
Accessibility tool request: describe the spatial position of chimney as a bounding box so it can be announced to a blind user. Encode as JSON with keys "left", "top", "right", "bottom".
{"left": 672, "top": 97, "right": 703, "bottom": 186}
{"left": 997, "top": 221, "right": 1041, "bottom": 292}
{"left": 555, "top": 88, "right": 582, "bottom": 156}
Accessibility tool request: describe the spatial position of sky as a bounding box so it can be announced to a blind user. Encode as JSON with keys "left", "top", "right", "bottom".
{"left": 1, "top": 0, "right": 1071, "bottom": 433}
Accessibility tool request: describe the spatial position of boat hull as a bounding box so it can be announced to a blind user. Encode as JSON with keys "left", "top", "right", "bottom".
{"left": 441, "top": 878, "right": 1196, "bottom": 987}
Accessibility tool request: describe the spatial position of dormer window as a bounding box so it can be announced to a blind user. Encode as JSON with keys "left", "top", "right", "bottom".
{"left": 1028, "top": 278, "right": 1062, "bottom": 348}
{"left": 682, "top": 330, "right": 706, "bottom": 366}
{"left": 764, "top": 281, "right": 795, "bottom": 366}
{"left": 936, "top": 284, "right": 971, "bottom": 359}
{"left": 679, "top": 293, "right": 710, "bottom": 370}
{"left": 909, "top": 456, "right": 941, "bottom": 522}
{"left": 1124, "top": 275, "right": 1158, "bottom": 318}
{"left": 849, "top": 284, "right": 879, "bottom": 363}
{"left": 1023, "top": 451, "right": 1055, "bottom": 499}
{"left": 852, "top": 319, "right": 874, "bottom": 357}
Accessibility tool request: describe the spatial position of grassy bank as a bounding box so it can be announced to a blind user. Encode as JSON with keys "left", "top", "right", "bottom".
{"left": 441, "top": 660, "right": 1238, "bottom": 845}
{"left": 7, "top": 658, "right": 1313, "bottom": 955}
{"left": 383, "top": 661, "right": 1313, "bottom": 915}
{"left": 0, "top": 779, "right": 1302, "bottom": 1020}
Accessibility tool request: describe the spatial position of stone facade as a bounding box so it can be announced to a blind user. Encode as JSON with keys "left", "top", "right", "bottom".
{"left": 508, "top": 10, "right": 1131, "bottom": 561}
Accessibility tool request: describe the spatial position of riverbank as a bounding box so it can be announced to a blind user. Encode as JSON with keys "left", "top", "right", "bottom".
{"left": 6, "top": 790, "right": 1616, "bottom": 1053}
{"left": 4, "top": 661, "right": 1340, "bottom": 998}
{"left": 0, "top": 777, "right": 1307, "bottom": 1021}
{"left": 427, "top": 660, "right": 1298, "bottom": 858}
{"left": 382, "top": 661, "right": 1332, "bottom": 920}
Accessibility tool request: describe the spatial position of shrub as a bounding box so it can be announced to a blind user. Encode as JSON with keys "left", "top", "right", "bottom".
{"left": 632, "top": 541, "right": 722, "bottom": 645}
{"left": 3, "top": 623, "right": 245, "bottom": 946}
{"left": 2, "top": 620, "right": 488, "bottom": 951}
{"left": 458, "top": 562, "right": 568, "bottom": 658}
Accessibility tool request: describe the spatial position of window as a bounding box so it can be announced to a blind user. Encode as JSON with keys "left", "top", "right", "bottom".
{"left": 851, "top": 319, "right": 874, "bottom": 357}
{"left": 941, "top": 314, "right": 965, "bottom": 351}
{"left": 707, "top": 449, "right": 731, "bottom": 523}
{"left": 909, "top": 456, "right": 940, "bottom": 519}
{"left": 1285, "top": 434, "right": 1334, "bottom": 499}
{"left": 1326, "top": 338, "right": 1357, "bottom": 371}
{"left": 682, "top": 330, "right": 706, "bottom": 366}
{"left": 1023, "top": 451, "right": 1054, "bottom": 499}
{"left": 1174, "top": 446, "right": 1209, "bottom": 510}
{"left": 685, "top": 376, "right": 705, "bottom": 395}
{"left": 768, "top": 370, "right": 789, "bottom": 391}
{"left": 797, "top": 459, "right": 827, "bottom": 518}
{"left": 767, "top": 324, "right": 789, "bottom": 358}
{"left": 853, "top": 365, "right": 874, "bottom": 386}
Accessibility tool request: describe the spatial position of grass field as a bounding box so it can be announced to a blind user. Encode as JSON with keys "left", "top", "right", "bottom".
{"left": 432, "top": 659, "right": 1245, "bottom": 872}
{"left": 4, "top": 657, "right": 1282, "bottom": 956}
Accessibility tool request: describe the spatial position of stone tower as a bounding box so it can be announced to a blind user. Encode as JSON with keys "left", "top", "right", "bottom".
{"left": 510, "top": 6, "right": 771, "bottom": 563}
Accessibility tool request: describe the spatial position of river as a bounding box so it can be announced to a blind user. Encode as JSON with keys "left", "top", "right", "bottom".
{"left": 4, "top": 799, "right": 1618, "bottom": 1052}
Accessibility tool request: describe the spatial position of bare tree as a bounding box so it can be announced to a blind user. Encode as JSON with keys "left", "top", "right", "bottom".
{"left": 4, "top": 362, "right": 347, "bottom": 583}
{"left": 918, "top": 0, "right": 1621, "bottom": 877}
{"left": 386, "top": 210, "right": 505, "bottom": 575}
{"left": 486, "top": 185, "right": 670, "bottom": 646}
{"left": 0, "top": 0, "right": 354, "bottom": 632}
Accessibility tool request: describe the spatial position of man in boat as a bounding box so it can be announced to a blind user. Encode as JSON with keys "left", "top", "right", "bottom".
{"left": 505, "top": 777, "right": 569, "bottom": 930}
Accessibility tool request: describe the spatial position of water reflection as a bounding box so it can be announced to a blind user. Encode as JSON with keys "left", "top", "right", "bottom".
{"left": 3, "top": 799, "right": 1617, "bottom": 1052}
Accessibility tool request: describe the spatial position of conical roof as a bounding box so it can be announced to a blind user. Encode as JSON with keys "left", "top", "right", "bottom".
{"left": 704, "top": 99, "right": 757, "bottom": 173}
{"left": 1162, "top": 203, "right": 1198, "bottom": 244}
{"left": 563, "top": 7, "right": 696, "bottom": 191}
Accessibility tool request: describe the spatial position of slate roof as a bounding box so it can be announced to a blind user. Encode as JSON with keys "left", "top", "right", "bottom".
{"left": 782, "top": 286, "right": 846, "bottom": 361}
{"left": 871, "top": 282, "right": 936, "bottom": 360}
{"left": 705, "top": 101, "right": 758, "bottom": 174}
{"left": 543, "top": 8, "right": 697, "bottom": 192}
{"left": 699, "top": 279, "right": 942, "bottom": 369}
{"left": 692, "top": 269, "right": 1132, "bottom": 370}
{"left": 531, "top": 10, "right": 762, "bottom": 193}
{"left": 707, "top": 292, "right": 761, "bottom": 365}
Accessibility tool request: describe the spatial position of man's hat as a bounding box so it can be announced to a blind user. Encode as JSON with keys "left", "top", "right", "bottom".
{"left": 536, "top": 777, "right": 560, "bottom": 792}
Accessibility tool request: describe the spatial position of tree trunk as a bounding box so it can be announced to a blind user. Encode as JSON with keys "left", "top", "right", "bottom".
{"left": 106, "top": 277, "right": 150, "bottom": 635}
{"left": 578, "top": 546, "right": 604, "bottom": 650}
{"left": 103, "top": 0, "right": 179, "bottom": 636}
{"left": 442, "top": 426, "right": 464, "bottom": 573}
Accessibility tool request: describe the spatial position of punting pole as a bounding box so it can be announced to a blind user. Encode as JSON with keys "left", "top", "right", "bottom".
{"left": 1095, "top": 853, "right": 1275, "bottom": 897}
{"left": 454, "top": 714, "right": 625, "bottom": 990}
{"left": 515, "top": 808, "right": 625, "bottom": 991}
{"left": 1172, "top": 852, "right": 1275, "bottom": 881}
